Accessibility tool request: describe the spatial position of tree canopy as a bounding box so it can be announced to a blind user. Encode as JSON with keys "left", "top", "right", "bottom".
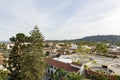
{"left": 6, "top": 26, "right": 45, "bottom": 80}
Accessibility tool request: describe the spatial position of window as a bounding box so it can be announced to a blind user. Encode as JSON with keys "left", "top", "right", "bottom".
{"left": 50, "top": 65, "right": 53, "bottom": 68}
{"left": 102, "top": 65, "right": 107, "bottom": 69}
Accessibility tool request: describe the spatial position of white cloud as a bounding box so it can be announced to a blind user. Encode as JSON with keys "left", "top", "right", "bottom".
{"left": 1, "top": 0, "right": 120, "bottom": 40}
{"left": 45, "top": 0, "right": 120, "bottom": 40}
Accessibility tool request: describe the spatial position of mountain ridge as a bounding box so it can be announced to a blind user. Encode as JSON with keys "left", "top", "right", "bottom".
{"left": 73, "top": 35, "right": 120, "bottom": 42}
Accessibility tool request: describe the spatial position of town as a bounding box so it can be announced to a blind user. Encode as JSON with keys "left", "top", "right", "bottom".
{"left": 1, "top": 0, "right": 120, "bottom": 80}
{"left": 0, "top": 39, "right": 120, "bottom": 80}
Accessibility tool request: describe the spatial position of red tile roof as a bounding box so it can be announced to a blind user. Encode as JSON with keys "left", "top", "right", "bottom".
{"left": 108, "top": 52, "right": 120, "bottom": 55}
{"left": 45, "top": 59, "right": 79, "bottom": 72}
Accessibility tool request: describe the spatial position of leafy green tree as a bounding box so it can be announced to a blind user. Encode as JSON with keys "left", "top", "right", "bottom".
{"left": 95, "top": 43, "right": 108, "bottom": 53}
{"left": 44, "top": 43, "right": 50, "bottom": 48}
{"left": 45, "top": 51, "right": 50, "bottom": 56}
{"left": 0, "top": 70, "right": 8, "bottom": 80}
{"left": 53, "top": 69, "right": 67, "bottom": 80}
{"left": 0, "top": 43, "right": 6, "bottom": 52}
{"left": 6, "top": 33, "right": 26, "bottom": 80}
{"left": 5, "top": 26, "right": 45, "bottom": 80}
{"left": 20, "top": 26, "right": 45, "bottom": 80}
{"left": 53, "top": 69, "right": 84, "bottom": 80}
{"left": 67, "top": 72, "right": 84, "bottom": 80}
{"left": 76, "top": 46, "right": 83, "bottom": 53}
{"left": 115, "top": 75, "right": 120, "bottom": 80}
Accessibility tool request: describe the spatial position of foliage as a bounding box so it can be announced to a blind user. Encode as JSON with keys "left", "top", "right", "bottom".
{"left": 44, "top": 43, "right": 50, "bottom": 48}
{"left": 45, "top": 51, "right": 50, "bottom": 56}
{"left": 72, "top": 60, "right": 81, "bottom": 65}
{"left": 76, "top": 41, "right": 95, "bottom": 46}
{"left": 52, "top": 69, "right": 67, "bottom": 80}
{"left": 0, "top": 70, "right": 8, "bottom": 80}
{"left": 0, "top": 43, "right": 7, "bottom": 53}
{"left": 20, "top": 26, "right": 45, "bottom": 80}
{"left": 87, "top": 70, "right": 110, "bottom": 80}
{"left": 76, "top": 47, "right": 83, "bottom": 53}
{"left": 92, "top": 60, "right": 97, "bottom": 65}
{"left": 52, "top": 69, "right": 84, "bottom": 80}
{"left": 115, "top": 75, "right": 120, "bottom": 80}
{"left": 95, "top": 43, "right": 108, "bottom": 53}
{"left": 5, "top": 26, "right": 45, "bottom": 80}
{"left": 6, "top": 33, "right": 26, "bottom": 80}
{"left": 84, "top": 65, "right": 89, "bottom": 70}
{"left": 67, "top": 72, "right": 84, "bottom": 80}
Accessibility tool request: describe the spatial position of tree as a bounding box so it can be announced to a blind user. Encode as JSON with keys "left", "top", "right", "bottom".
{"left": 95, "top": 43, "right": 108, "bottom": 53}
{"left": 20, "top": 26, "right": 45, "bottom": 80}
{"left": 67, "top": 72, "right": 84, "bottom": 80}
{"left": 52, "top": 69, "right": 84, "bottom": 80}
{"left": 0, "top": 43, "right": 7, "bottom": 53}
{"left": 0, "top": 70, "right": 9, "bottom": 80}
{"left": 53, "top": 69, "right": 67, "bottom": 80}
{"left": 5, "top": 26, "right": 45, "bottom": 80}
{"left": 6, "top": 33, "right": 26, "bottom": 80}
{"left": 45, "top": 51, "right": 50, "bottom": 56}
{"left": 44, "top": 43, "right": 50, "bottom": 48}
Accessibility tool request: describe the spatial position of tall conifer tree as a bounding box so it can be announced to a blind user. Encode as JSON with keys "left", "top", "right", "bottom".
{"left": 20, "top": 26, "right": 45, "bottom": 80}
{"left": 7, "top": 33, "right": 26, "bottom": 80}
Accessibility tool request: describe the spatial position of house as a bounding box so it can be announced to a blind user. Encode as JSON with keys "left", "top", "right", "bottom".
{"left": 6, "top": 43, "right": 14, "bottom": 50}
{"left": 87, "top": 56, "right": 120, "bottom": 76}
{"left": 69, "top": 43, "right": 78, "bottom": 50}
{"left": 45, "top": 53, "right": 120, "bottom": 80}
{"left": 45, "top": 54, "right": 94, "bottom": 75}
{"left": 45, "top": 58, "right": 79, "bottom": 74}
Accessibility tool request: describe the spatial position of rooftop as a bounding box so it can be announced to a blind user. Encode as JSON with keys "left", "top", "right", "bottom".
{"left": 45, "top": 58, "right": 79, "bottom": 72}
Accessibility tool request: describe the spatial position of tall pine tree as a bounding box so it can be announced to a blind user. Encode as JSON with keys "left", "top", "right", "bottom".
{"left": 5, "top": 26, "right": 45, "bottom": 80}
{"left": 20, "top": 26, "right": 45, "bottom": 80}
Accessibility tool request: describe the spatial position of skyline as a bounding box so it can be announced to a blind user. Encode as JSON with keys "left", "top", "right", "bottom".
{"left": 1, "top": 0, "right": 120, "bottom": 41}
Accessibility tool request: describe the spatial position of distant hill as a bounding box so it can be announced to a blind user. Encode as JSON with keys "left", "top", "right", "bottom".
{"left": 74, "top": 35, "right": 120, "bottom": 42}
{"left": 0, "top": 40, "right": 10, "bottom": 43}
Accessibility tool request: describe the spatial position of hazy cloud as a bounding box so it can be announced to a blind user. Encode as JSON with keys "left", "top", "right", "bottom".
{"left": 0, "top": 0, "right": 120, "bottom": 40}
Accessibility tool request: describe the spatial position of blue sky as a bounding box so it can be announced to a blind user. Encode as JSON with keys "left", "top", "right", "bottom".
{"left": 1, "top": 0, "right": 120, "bottom": 40}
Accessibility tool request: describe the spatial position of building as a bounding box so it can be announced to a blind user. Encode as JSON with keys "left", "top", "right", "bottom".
{"left": 45, "top": 53, "right": 120, "bottom": 80}
{"left": 45, "top": 54, "right": 94, "bottom": 75}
